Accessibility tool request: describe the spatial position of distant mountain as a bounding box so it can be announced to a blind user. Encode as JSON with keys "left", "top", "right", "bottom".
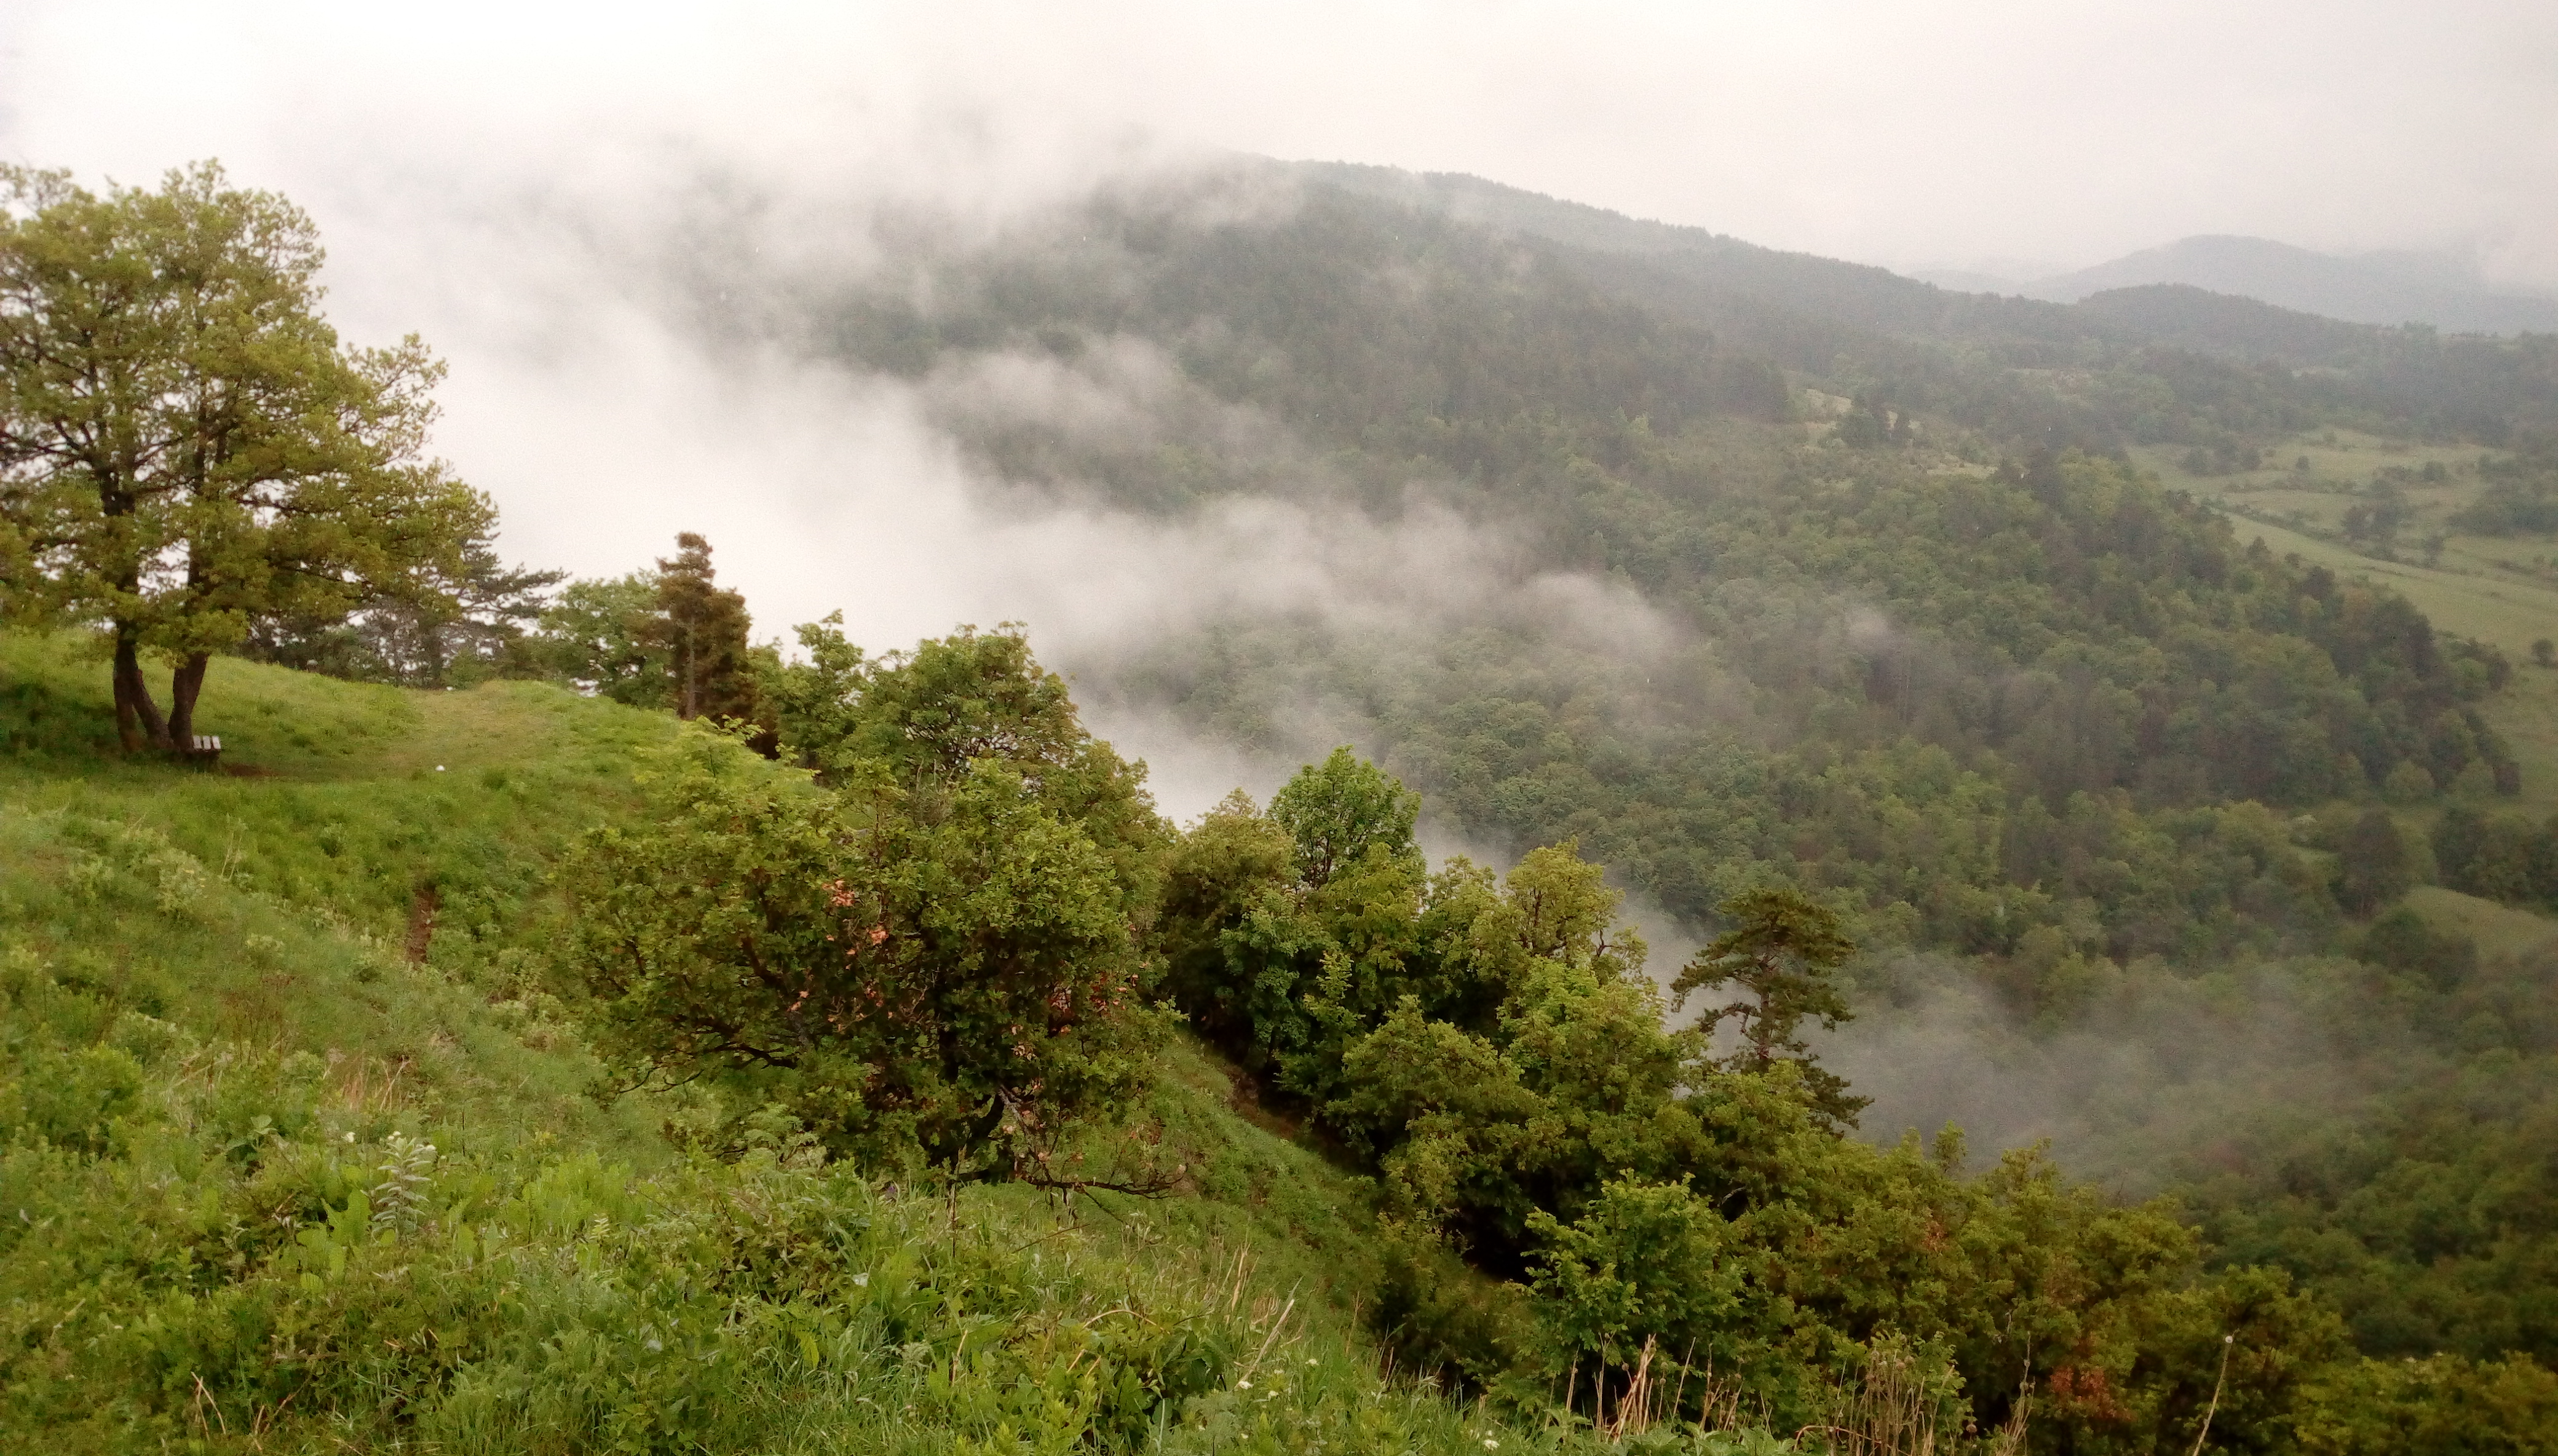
{"left": 1297, "top": 160, "right": 2121, "bottom": 354}
{"left": 2016, "top": 235, "right": 2558, "bottom": 335}
{"left": 1287, "top": 162, "right": 2558, "bottom": 438}
{"left": 2070, "top": 282, "right": 2376, "bottom": 362}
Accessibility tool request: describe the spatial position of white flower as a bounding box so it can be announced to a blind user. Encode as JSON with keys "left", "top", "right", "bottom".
{"left": 853, "top": 1272, "right": 869, "bottom": 1287}
{"left": 1484, "top": 1441, "right": 1500, "bottom": 1450}
{"left": 1237, "top": 1380, "right": 1252, "bottom": 1390}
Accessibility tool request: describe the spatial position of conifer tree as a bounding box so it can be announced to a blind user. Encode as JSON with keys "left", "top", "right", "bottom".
{"left": 647, "top": 532, "right": 756, "bottom": 722}
{"left": 1673, "top": 885, "right": 1867, "bottom": 1125}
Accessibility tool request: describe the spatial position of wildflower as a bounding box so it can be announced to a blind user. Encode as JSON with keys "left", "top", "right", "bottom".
{"left": 1238, "top": 1379, "right": 1252, "bottom": 1390}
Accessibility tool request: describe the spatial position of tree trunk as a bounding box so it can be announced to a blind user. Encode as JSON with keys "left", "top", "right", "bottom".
{"left": 166, "top": 651, "right": 211, "bottom": 746}
{"left": 113, "top": 628, "right": 170, "bottom": 753}
{"left": 680, "top": 619, "right": 700, "bottom": 719}
{"left": 421, "top": 617, "right": 450, "bottom": 688}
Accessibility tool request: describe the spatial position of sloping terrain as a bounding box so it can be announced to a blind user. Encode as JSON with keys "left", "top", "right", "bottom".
{"left": 684, "top": 160, "right": 2558, "bottom": 1395}
{"left": 0, "top": 633, "right": 1541, "bottom": 1454}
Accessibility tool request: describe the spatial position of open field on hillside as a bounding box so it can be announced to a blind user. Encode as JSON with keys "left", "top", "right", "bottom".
{"left": 2139, "top": 433, "right": 2558, "bottom": 652}
{"left": 2137, "top": 441, "right": 2558, "bottom": 817}
{"left": 2404, "top": 884, "right": 2558, "bottom": 962}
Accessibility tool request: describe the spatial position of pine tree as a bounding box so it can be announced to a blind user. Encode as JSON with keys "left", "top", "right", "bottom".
{"left": 1673, "top": 886, "right": 1867, "bottom": 1126}
{"left": 647, "top": 533, "right": 758, "bottom": 724}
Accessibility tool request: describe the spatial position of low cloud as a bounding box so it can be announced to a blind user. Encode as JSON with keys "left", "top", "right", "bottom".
{"left": 1818, "top": 952, "right": 2390, "bottom": 1191}
{"left": 268, "top": 149, "right": 1695, "bottom": 828}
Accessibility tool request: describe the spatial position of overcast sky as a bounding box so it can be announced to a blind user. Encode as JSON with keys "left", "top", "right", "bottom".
{"left": 6, "top": 1, "right": 2554, "bottom": 283}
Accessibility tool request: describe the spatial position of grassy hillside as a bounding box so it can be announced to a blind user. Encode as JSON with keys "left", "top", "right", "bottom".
{"left": 0, "top": 635, "right": 1607, "bottom": 1454}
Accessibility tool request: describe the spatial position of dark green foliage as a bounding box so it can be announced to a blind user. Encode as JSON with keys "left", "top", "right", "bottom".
{"left": 2290, "top": 1353, "right": 2558, "bottom": 1454}
{"left": 0, "top": 630, "right": 1590, "bottom": 1456}
{"left": 2164, "top": 936, "right": 2558, "bottom": 1379}
{"left": 1318, "top": 842, "right": 1691, "bottom": 1259}
{"left": 8, "top": 627, "right": 2551, "bottom": 1451}
{"left": 1269, "top": 745, "right": 1424, "bottom": 888}
{"left": 533, "top": 570, "right": 667, "bottom": 703}
{"left": 18, "top": 154, "right": 2558, "bottom": 1450}
{"left": 670, "top": 206, "right": 2556, "bottom": 1395}
{"left": 1154, "top": 770, "right": 1438, "bottom": 1096}
{"left": 242, "top": 528, "right": 564, "bottom": 688}
{"left": 1154, "top": 790, "right": 1296, "bottom": 1053}
{"left": 763, "top": 618, "right": 1166, "bottom": 896}
{"left": 1832, "top": 392, "right": 1914, "bottom": 449}
{"left": 755, "top": 175, "right": 2521, "bottom": 968}
{"left": 0, "top": 162, "right": 494, "bottom": 753}
{"left": 531, "top": 534, "right": 771, "bottom": 732}
{"left": 1674, "top": 885, "right": 1867, "bottom": 1126}
{"left": 760, "top": 610, "right": 869, "bottom": 772}
{"left": 2337, "top": 809, "right": 2414, "bottom": 916}
{"left": 807, "top": 180, "right": 1791, "bottom": 515}
{"left": 2450, "top": 461, "right": 2558, "bottom": 537}
{"left": 647, "top": 531, "right": 760, "bottom": 724}
{"left": 2434, "top": 804, "right": 2558, "bottom": 909}
{"left": 1157, "top": 753, "right": 2384, "bottom": 1449}
{"left": 2358, "top": 907, "right": 2478, "bottom": 987}
{"left": 564, "top": 635, "right": 1166, "bottom": 1173}
{"left": 1138, "top": 438, "right": 2506, "bottom": 963}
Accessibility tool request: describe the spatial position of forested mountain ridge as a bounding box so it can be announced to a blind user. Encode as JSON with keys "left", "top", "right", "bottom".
{"left": 2027, "top": 234, "right": 2558, "bottom": 337}
{"left": 1303, "top": 162, "right": 2558, "bottom": 445}
{"left": 691, "top": 159, "right": 2558, "bottom": 1396}
{"left": 711, "top": 163, "right": 2531, "bottom": 961}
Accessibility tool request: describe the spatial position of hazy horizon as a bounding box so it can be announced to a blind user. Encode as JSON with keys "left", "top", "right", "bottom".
{"left": 6, "top": 2, "right": 2554, "bottom": 287}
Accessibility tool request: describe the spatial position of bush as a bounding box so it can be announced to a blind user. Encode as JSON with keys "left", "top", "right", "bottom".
{"left": 564, "top": 730, "right": 1166, "bottom": 1176}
